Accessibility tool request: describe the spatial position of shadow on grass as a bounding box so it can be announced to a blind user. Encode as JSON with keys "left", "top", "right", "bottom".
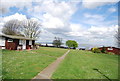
{"left": 93, "top": 68, "right": 112, "bottom": 81}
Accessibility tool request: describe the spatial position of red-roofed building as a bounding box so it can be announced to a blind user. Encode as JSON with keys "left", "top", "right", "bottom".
{"left": 0, "top": 34, "right": 35, "bottom": 50}
{"left": 98, "top": 47, "right": 120, "bottom": 55}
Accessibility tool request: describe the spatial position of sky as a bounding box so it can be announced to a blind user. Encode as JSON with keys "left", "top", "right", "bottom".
{"left": 0, "top": 0, "right": 119, "bottom": 47}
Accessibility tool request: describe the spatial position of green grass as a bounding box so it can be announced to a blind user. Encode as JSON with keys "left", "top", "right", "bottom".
{"left": 32, "top": 47, "right": 68, "bottom": 57}
{"left": 0, "top": 49, "right": 2, "bottom": 80}
{"left": 2, "top": 47, "right": 67, "bottom": 79}
{"left": 52, "top": 50, "right": 118, "bottom": 79}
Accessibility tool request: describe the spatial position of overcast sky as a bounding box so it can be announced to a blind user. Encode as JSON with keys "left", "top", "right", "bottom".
{"left": 0, "top": 0, "right": 119, "bottom": 47}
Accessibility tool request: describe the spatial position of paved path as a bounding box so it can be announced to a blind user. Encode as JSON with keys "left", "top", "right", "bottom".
{"left": 31, "top": 50, "right": 70, "bottom": 80}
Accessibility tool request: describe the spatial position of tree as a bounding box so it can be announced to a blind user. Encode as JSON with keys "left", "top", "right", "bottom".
{"left": 52, "top": 37, "right": 62, "bottom": 47}
{"left": 116, "top": 27, "right": 120, "bottom": 47}
{"left": 2, "top": 19, "right": 41, "bottom": 39}
{"left": 66, "top": 40, "right": 78, "bottom": 49}
{"left": 101, "top": 46, "right": 106, "bottom": 53}
{"left": 2, "top": 19, "right": 22, "bottom": 36}
{"left": 22, "top": 19, "right": 41, "bottom": 39}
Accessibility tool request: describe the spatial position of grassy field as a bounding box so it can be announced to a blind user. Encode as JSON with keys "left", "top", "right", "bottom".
{"left": 52, "top": 50, "right": 118, "bottom": 79}
{"left": 2, "top": 47, "right": 67, "bottom": 79}
{"left": 2, "top": 47, "right": 119, "bottom": 80}
{"left": 0, "top": 49, "right": 2, "bottom": 80}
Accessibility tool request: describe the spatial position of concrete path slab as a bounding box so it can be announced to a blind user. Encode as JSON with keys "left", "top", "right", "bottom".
{"left": 31, "top": 50, "right": 70, "bottom": 80}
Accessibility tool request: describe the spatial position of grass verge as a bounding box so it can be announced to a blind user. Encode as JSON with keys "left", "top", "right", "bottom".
{"left": 52, "top": 50, "right": 118, "bottom": 79}
{"left": 2, "top": 47, "right": 67, "bottom": 79}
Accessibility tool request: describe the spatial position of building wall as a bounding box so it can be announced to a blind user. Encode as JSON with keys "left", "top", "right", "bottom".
{"left": 0, "top": 37, "right": 5, "bottom": 49}
{"left": 16, "top": 40, "right": 34, "bottom": 50}
{"left": 19, "top": 39, "right": 26, "bottom": 50}
{"left": 107, "top": 47, "right": 120, "bottom": 55}
{"left": 5, "top": 38, "right": 19, "bottom": 50}
{"left": 1, "top": 36, "right": 35, "bottom": 50}
{"left": 22, "top": 40, "right": 26, "bottom": 50}
{"left": 99, "top": 47, "right": 120, "bottom": 55}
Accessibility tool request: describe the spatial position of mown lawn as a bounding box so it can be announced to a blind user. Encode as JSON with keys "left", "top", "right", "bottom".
{"left": 0, "top": 49, "right": 2, "bottom": 80}
{"left": 2, "top": 47, "right": 67, "bottom": 79}
{"left": 52, "top": 50, "right": 118, "bottom": 79}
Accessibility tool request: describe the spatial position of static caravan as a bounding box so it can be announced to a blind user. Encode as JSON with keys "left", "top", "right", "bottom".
{"left": 98, "top": 47, "right": 120, "bottom": 55}
{"left": 0, "top": 34, "right": 35, "bottom": 50}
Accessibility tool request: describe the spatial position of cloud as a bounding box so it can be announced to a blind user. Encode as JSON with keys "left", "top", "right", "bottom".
{"left": 0, "top": 0, "right": 78, "bottom": 43}
{"left": 0, "top": 13, "right": 27, "bottom": 25}
{"left": 3, "top": 13, "right": 27, "bottom": 22}
{"left": 0, "top": 13, "right": 118, "bottom": 47}
{"left": 0, "top": 13, "right": 27, "bottom": 34}
{"left": 37, "top": 29, "right": 57, "bottom": 42}
{"left": 84, "top": 13, "right": 104, "bottom": 21}
{"left": 82, "top": 0, "right": 119, "bottom": 9}
{"left": 82, "top": 12, "right": 117, "bottom": 27}
{"left": 87, "top": 25, "right": 118, "bottom": 38}
{"left": 66, "top": 24, "right": 118, "bottom": 46}
{"left": 42, "top": 13, "right": 64, "bottom": 29}
{"left": 29, "top": 1, "right": 77, "bottom": 21}
{"left": 108, "top": 7, "right": 117, "bottom": 13}
{"left": 0, "top": 0, "right": 119, "bottom": 14}
{"left": 27, "top": 1, "right": 77, "bottom": 35}
{"left": 82, "top": 13, "right": 105, "bottom": 26}
{"left": 0, "top": 0, "right": 33, "bottom": 14}
{"left": 0, "top": 0, "right": 118, "bottom": 47}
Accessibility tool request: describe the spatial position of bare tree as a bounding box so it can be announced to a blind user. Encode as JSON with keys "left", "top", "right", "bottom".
{"left": 116, "top": 27, "right": 120, "bottom": 47}
{"left": 22, "top": 19, "right": 41, "bottom": 39}
{"left": 52, "top": 37, "right": 62, "bottom": 47}
{"left": 2, "top": 19, "right": 41, "bottom": 39}
{"left": 2, "top": 19, "right": 22, "bottom": 36}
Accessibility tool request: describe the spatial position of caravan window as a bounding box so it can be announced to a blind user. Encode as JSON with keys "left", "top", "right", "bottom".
{"left": 19, "top": 40, "right": 26, "bottom": 45}
{"left": 29, "top": 40, "right": 32, "bottom": 45}
{"left": 19, "top": 40, "right": 22, "bottom": 45}
{"left": 8, "top": 39, "right": 13, "bottom": 42}
{"left": 108, "top": 48, "right": 113, "bottom": 50}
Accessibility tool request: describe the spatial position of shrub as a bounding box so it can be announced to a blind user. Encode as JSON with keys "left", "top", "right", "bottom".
{"left": 92, "top": 48, "right": 101, "bottom": 53}
{"left": 101, "top": 47, "right": 107, "bottom": 53}
{"left": 107, "top": 52, "right": 115, "bottom": 55}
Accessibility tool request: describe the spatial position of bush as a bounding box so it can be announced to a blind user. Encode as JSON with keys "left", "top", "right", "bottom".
{"left": 107, "top": 52, "right": 115, "bottom": 55}
{"left": 92, "top": 48, "right": 101, "bottom": 53}
{"left": 101, "top": 47, "right": 107, "bottom": 53}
